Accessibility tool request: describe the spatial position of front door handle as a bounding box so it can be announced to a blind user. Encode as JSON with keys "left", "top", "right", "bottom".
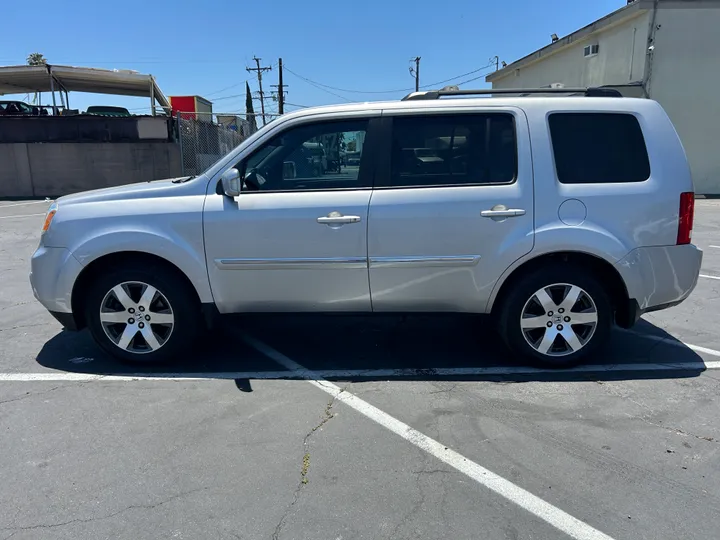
{"left": 481, "top": 205, "right": 526, "bottom": 219}
{"left": 317, "top": 212, "right": 362, "bottom": 226}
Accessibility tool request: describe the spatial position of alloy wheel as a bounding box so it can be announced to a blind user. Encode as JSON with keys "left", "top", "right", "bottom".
{"left": 520, "top": 283, "right": 599, "bottom": 357}
{"left": 99, "top": 281, "right": 174, "bottom": 354}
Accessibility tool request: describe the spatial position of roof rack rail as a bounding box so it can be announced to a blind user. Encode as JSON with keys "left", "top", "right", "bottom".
{"left": 401, "top": 87, "right": 623, "bottom": 101}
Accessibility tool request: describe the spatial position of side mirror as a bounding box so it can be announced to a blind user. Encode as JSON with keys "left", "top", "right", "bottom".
{"left": 221, "top": 168, "right": 241, "bottom": 198}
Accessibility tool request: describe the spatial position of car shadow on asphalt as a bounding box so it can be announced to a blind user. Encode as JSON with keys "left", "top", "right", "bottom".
{"left": 34, "top": 314, "right": 711, "bottom": 384}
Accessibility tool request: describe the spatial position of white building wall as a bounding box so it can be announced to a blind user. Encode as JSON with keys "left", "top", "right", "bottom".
{"left": 649, "top": 6, "right": 720, "bottom": 194}
{"left": 492, "top": 13, "right": 649, "bottom": 90}
{"left": 492, "top": 3, "right": 720, "bottom": 194}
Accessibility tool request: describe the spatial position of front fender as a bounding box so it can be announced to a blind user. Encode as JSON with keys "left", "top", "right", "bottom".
{"left": 71, "top": 227, "right": 214, "bottom": 304}
{"left": 486, "top": 221, "right": 634, "bottom": 311}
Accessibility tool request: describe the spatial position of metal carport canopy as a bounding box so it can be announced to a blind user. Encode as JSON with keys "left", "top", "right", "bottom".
{"left": 0, "top": 64, "right": 171, "bottom": 112}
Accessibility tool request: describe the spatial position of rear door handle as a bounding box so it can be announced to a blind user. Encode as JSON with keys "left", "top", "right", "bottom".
{"left": 481, "top": 205, "right": 526, "bottom": 219}
{"left": 317, "top": 213, "right": 362, "bottom": 225}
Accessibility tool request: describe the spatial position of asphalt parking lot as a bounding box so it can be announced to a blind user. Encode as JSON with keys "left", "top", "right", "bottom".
{"left": 1, "top": 198, "right": 720, "bottom": 540}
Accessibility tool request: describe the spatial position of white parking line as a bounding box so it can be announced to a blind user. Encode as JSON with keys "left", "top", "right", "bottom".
{"left": 0, "top": 213, "right": 46, "bottom": 220}
{"left": 624, "top": 329, "right": 720, "bottom": 357}
{"left": 0, "top": 200, "right": 51, "bottom": 209}
{"left": 241, "top": 334, "right": 616, "bottom": 540}
{"left": 700, "top": 274, "right": 720, "bottom": 281}
{"left": 709, "top": 245, "right": 720, "bottom": 249}
{"left": 2, "top": 357, "right": 720, "bottom": 383}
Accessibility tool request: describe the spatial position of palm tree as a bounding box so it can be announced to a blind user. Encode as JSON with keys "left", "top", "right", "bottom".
{"left": 26, "top": 53, "right": 47, "bottom": 66}
{"left": 26, "top": 53, "right": 47, "bottom": 105}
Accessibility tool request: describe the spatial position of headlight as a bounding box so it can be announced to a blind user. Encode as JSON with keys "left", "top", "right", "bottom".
{"left": 41, "top": 202, "right": 58, "bottom": 234}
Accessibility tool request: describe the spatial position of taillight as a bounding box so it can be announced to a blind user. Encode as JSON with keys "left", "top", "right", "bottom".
{"left": 677, "top": 192, "right": 694, "bottom": 245}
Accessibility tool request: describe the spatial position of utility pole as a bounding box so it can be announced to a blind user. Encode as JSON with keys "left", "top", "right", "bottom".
{"left": 246, "top": 56, "right": 272, "bottom": 125}
{"left": 491, "top": 55, "right": 499, "bottom": 71}
{"left": 413, "top": 56, "right": 421, "bottom": 91}
{"left": 270, "top": 58, "right": 287, "bottom": 115}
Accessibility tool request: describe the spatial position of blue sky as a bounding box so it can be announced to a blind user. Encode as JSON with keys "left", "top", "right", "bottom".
{"left": 1, "top": 0, "right": 626, "bottom": 115}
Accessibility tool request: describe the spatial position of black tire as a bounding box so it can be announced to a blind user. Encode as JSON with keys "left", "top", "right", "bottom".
{"left": 498, "top": 263, "right": 612, "bottom": 368}
{"left": 85, "top": 262, "right": 200, "bottom": 364}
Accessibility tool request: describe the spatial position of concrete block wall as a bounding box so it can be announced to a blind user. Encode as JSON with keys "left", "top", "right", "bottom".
{"left": 0, "top": 142, "right": 182, "bottom": 198}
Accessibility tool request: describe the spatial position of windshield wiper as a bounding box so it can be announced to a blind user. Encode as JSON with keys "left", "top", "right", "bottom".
{"left": 171, "top": 175, "right": 196, "bottom": 184}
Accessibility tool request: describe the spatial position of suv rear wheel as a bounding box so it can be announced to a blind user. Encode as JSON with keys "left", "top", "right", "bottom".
{"left": 85, "top": 263, "right": 200, "bottom": 363}
{"left": 498, "top": 264, "right": 612, "bottom": 367}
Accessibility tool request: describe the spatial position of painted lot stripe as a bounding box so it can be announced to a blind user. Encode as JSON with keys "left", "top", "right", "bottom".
{"left": 700, "top": 273, "right": 720, "bottom": 281}
{"left": 1, "top": 330, "right": 718, "bottom": 383}
{"left": 242, "top": 334, "right": 616, "bottom": 540}
{"left": 3, "top": 360, "right": 720, "bottom": 383}
{"left": 709, "top": 245, "right": 720, "bottom": 249}
{"left": 0, "top": 213, "right": 46, "bottom": 220}
{"left": 0, "top": 200, "right": 51, "bottom": 208}
{"left": 625, "top": 329, "right": 720, "bottom": 358}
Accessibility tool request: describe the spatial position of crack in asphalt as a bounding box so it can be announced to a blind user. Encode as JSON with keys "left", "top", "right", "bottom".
{"left": 629, "top": 413, "right": 718, "bottom": 444}
{"left": 271, "top": 387, "right": 345, "bottom": 540}
{"left": 386, "top": 453, "right": 431, "bottom": 540}
{"left": 0, "top": 380, "right": 103, "bottom": 409}
{"left": 0, "top": 487, "right": 209, "bottom": 533}
{"left": 427, "top": 382, "right": 459, "bottom": 395}
{"left": 0, "top": 323, "right": 48, "bottom": 333}
{"left": 0, "top": 386, "right": 63, "bottom": 406}
{"left": 600, "top": 384, "right": 718, "bottom": 444}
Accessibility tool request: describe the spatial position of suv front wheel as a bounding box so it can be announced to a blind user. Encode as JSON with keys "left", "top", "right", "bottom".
{"left": 84, "top": 263, "right": 200, "bottom": 363}
{"left": 498, "top": 264, "right": 612, "bottom": 367}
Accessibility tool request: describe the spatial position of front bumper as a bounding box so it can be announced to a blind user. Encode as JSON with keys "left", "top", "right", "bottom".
{"left": 30, "top": 245, "right": 84, "bottom": 326}
{"left": 615, "top": 243, "right": 703, "bottom": 312}
{"left": 48, "top": 310, "right": 80, "bottom": 331}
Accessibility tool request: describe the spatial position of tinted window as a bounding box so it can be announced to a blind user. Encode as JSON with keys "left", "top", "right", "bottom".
{"left": 383, "top": 113, "right": 517, "bottom": 188}
{"left": 240, "top": 119, "right": 369, "bottom": 191}
{"left": 549, "top": 113, "right": 650, "bottom": 184}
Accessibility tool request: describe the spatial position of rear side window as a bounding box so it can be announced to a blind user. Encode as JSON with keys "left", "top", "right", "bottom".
{"left": 381, "top": 113, "right": 517, "bottom": 188}
{"left": 549, "top": 113, "right": 650, "bottom": 184}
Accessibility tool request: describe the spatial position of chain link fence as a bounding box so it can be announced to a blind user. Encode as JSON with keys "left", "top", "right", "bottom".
{"left": 176, "top": 112, "right": 279, "bottom": 176}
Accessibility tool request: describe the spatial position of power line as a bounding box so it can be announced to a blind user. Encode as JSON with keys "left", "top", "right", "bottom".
{"left": 284, "top": 66, "right": 405, "bottom": 95}
{"left": 283, "top": 61, "right": 496, "bottom": 96}
{"left": 204, "top": 81, "right": 246, "bottom": 97}
{"left": 211, "top": 93, "right": 245, "bottom": 101}
{"left": 454, "top": 69, "right": 496, "bottom": 87}
{"left": 284, "top": 68, "right": 353, "bottom": 102}
{"left": 422, "top": 61, "right": 496, "bottom": 88}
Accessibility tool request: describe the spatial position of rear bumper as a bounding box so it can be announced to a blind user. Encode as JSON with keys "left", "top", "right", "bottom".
{"left": 615, "top": 244, "right": 703, "bottom": 314}
{"left": 29, "top": 245, "right": 84, "bottom": 326}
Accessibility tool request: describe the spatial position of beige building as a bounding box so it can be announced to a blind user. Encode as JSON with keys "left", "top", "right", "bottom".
{"left": 487, "top": 0, "right": 720, "bottom": 194}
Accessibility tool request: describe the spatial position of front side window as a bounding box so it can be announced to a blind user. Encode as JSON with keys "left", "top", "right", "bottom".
{"left": 382, "top": 113, "right": 517, "bottom": 188}
{"left": 239, "top": 119, "right": 369, "bottom": 192}
{"left": 549, "top": 113, "right": 650, "bottom": 184}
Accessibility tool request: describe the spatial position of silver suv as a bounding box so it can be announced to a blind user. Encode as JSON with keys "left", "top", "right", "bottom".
{"left": 30, "top": 88, "right": 703, "bottom": 367}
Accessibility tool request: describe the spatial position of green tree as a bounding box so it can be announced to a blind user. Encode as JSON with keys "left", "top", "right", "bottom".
{"left": 246, "top": 81, "right": 258, "bottom": 133}
{"left": 26, "top": 53, "right": 47, "bottom": 66}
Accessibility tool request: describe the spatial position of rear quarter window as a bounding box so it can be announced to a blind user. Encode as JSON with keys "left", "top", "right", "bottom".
{"left": 549, "top": 113, "right": 650, "bottom": 184}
